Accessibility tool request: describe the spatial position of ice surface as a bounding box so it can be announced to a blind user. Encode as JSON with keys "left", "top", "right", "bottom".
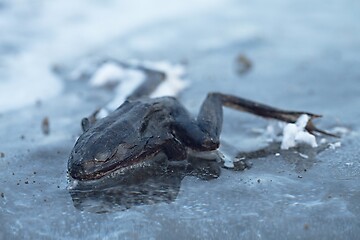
{"left": 1, "top": 0, "right": 360, "bottom": 239}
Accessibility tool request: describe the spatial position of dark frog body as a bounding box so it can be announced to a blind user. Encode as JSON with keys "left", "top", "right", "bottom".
{"left": 69, "top": 91, "right": 332, "bottom": 181}
{"left": 68, "top": 59, "right": 335, "bottom": 181}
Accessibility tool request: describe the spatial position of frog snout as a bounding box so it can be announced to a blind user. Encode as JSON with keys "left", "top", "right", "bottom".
{"left": 68, "top": 161, "right": 86, "bottom": 180}
{"left": 68, "top": 158, "right": 97, "bottom": 180}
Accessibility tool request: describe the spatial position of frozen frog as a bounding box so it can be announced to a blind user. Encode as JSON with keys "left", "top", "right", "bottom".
{"left": 68, "top": 62, "right": 334, "bottom": 181}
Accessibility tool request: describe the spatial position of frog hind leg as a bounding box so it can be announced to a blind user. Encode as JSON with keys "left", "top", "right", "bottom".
{"left": 198, "top": 92, "right": 329, "bottom": 138}
{"left": 197, "top": 92, "right": 335, "bottom": 140}
{"left": 171, "top": 92, "right": 333, "bottom": 151}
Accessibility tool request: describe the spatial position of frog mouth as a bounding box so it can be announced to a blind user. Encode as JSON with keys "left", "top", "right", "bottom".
{"left": 69, "top": 151, "right": 164, "bottom": 181}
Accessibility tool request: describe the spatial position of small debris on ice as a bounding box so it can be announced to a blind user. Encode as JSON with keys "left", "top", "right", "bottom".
{"left": 235, "top": 54, "right": 252, "bottom": 75}
{"left": 281, "top": 114, "right": 317, "bottom": 150}
{"left": 329, "top": 142, "right": 341, "bottom": 150}
{"left": 223, "top": 153, "right": 235, "bottom": 168}
{"left": 41, "top": 117, "right": 50, "bottom": 135}
{"left": 298, "top": 153, "right": 309, "bottom": 159}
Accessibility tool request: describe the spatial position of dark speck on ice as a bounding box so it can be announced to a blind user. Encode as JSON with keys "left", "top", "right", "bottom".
{"left": 41, "top": 117, "right": 50, "bottom": 135}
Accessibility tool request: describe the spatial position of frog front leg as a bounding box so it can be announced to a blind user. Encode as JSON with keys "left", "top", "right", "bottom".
{"left": 171, "top": 92, "right": 333, "bottom": 152}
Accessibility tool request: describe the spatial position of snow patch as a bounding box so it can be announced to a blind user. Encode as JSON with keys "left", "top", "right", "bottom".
{"left": 320, "top": 138, "right": 328, "bottom": 144}
{"left": 262, "top": 121, "right": 285, "bottom": 142}
{"left": 105, "top": 60, "right": 188, "bottom": 110}
{"left": 106, "top": 69, "right": 146, "bottom": 110}
{"left": 281, "top": 114, "right": 318, "bottom": 150}
{"left": 97, "top": 108, "right": 110, "bottom": 119}
{"left": 223, "top": 156, "right": 235, "bottom": 168}
{"left": 146, "top": 61, "right": 189, "bottom": 98}
{"left": 89, "top": 62, "right": 126, "bottom": 87}
{"left": 68, "top": 59, "right": 189, "bottom": 112}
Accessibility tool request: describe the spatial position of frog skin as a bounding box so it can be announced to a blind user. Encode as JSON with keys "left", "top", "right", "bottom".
{"left": 68, "top": 62, "right": 333, "bottom": 181}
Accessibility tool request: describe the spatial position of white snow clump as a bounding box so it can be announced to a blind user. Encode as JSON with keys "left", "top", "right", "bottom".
{"left": 281, "top": 114, "right": 318, "bottom": 150}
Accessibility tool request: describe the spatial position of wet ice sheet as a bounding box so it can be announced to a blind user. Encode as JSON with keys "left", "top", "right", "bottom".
{"left": 1, "top": 0, "right": 360, "bottom": 239}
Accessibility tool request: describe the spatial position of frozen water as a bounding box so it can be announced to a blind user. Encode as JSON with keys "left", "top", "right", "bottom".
{"left": 1, "top": 0, "right": 360, "bottom": 239}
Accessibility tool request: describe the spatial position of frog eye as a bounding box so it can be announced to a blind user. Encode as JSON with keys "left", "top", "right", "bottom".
{"left": 94, "top": 150, "right": 114, "bottom": 162}
{"left": 81, "top": 118, "right": 90, "bottom": 132}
